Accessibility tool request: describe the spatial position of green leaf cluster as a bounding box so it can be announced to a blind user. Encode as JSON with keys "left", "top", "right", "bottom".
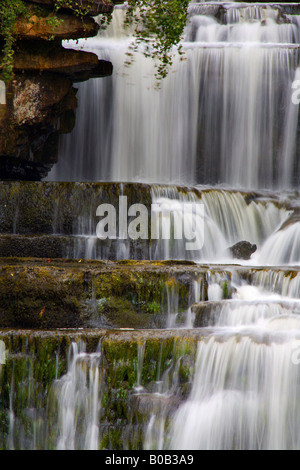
{"left": 0, "top": 0, "right": 28, "bottom": 82}
{"left": 124, "top": 0, "right": 189, "bottom": 84}
{"left": 53, "top": 0, "right": 91, "bottom": 19}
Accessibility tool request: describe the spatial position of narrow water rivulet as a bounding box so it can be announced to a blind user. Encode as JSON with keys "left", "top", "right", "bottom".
{"left": 2, "top": 0, "right": 300, "bottom": 451}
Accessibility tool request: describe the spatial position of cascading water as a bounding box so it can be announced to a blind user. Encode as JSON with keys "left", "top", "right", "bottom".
{"left": 141, "top": 280, "right": 300, "bottom": 450}
{"left": 47, "top": 2, "right": 300, "bottom": 190}
{"left": 167, "top": 335, "right": 300, "bottom": 450}
{"left": 44, "top": 2, "right": 300, "bottom": 267}
{"left": 48, "top": 341, "right": 102, "bottom": 450}
{"left": 150, "top": 187, "right": 294, "bottom": 263}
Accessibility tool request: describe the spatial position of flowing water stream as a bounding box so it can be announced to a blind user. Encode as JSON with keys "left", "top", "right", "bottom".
{"left": 4, "top": 1, "right": 300, "bottom": 450}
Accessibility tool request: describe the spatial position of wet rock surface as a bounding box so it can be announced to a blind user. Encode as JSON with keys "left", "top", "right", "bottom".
{"left": 0, "top": 256, "right": 299, "bottom": 329}
{"left": 0, "top": 327, "right": 200, "bottom": 449}
{"left": 0, "top": 181, "right": 152, "bottom": 235}
{"left": 0, "top": 257, "right": 207, "bottom": 329}
{"left": 229, "top": 240, "right": 257, "bottom": 260}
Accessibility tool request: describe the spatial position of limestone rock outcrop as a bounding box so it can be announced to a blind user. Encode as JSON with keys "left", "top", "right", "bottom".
{"left": 15, "top": 9, "right": 100, "bottom": 41}
{"left": 0, "top": 0, "right": 114, "bottom": 180}
{"left": 0, "top": 73, "right": 77, "bottom": 179}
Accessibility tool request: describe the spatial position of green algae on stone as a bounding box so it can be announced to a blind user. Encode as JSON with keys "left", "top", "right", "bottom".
{"left": 0, "top": 328, "right": 202, "bottom": 449}
{"left": 0, "top": 264, "right": 86, "bottom": 328}
{"left": 0, "top": 257, "right": 235, "bottom": 328}
{"left": 0, "top": 181, "right": 153, "bottom": 236}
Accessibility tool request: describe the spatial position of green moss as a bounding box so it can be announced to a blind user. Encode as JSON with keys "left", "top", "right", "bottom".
{"left": 0, "top": 330, "right": 202, "bottom": 449}
{"left": 222, "top": 281, "right": 229, "bottom": 299}
{"left": 124, "top": 0, "right": 189, "bottom": 83}
{"left": 0, "top": 264, "right": 86, "bottom": 328}
{"left": 99, "top": 296, "right": 155, "bottom": 329}
{"left": 0, "top": 0, "right": 29, "bottom": 82}
{"left": 0, "top": 256, "right": 222, "bottom": 329}
{"left": 93, "top": 271, "right": 166, "bottom": 313}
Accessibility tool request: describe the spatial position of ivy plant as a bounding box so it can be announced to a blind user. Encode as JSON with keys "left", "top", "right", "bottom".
{"left": 0, "top": 0, "right": 28, "bottom": 82}
{"left": 53, "top": 0, "right": 92, "bottom": 19}
{"left": 124, "top": 0, "right": 189, "bottom": 84}
{"left": 53, "top": 0, "right": 112, "bottom": 28}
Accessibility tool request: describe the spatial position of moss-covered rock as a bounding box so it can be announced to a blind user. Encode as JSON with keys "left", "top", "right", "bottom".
{"left": 15, "top": 8, "right": 100, "bottom": 41}
{"left": 0, "top": 0, "right": 114, "bottom": 180}
{"left": 0, "top": 257, "right": 212, "bottom": 328}
{"left": 0, "top": 328, "right": 203, "bottom": 450}
{"left": 0, "top": 182, "right": 152, "bottom": 235}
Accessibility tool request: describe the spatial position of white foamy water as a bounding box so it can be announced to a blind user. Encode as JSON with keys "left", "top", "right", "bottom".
{"left": 49, "top": 341, "right": 102, "bottom": 450}
{"left": 47, "top": 4, "right": 300, "bottom": 191}
{"left": 167, "top": 334, "right": 300, "bottom": 450}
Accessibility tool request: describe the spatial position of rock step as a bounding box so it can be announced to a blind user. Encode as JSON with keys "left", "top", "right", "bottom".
{"left": 0, "top": 257, "right": 210, "bottom": 329}
{"left": 188, "top": 2, "right": 300, "bottom": 20}
{"left": 0, "top": 326, "right": 201, "bottom": 450}
{"left": 9, "top": 43, "right": 112, "bottom": 80}
{"left": 0, "top": 234, "right": 151, "bottom": 260}
{"left": 13, "top": 8, "right": 100, "bottom": 41}
{"left": 0, "top": 257, "right": 299, "bottom": 329}
{"left": 0, "top": 181, "right": 292, "bottom": 235}
{"left": 0, "top": 181, "right": 153, "bottom": 235}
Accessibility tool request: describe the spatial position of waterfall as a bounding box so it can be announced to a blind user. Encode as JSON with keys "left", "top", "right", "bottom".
{"left": 4, "top": 0, "right": 300, "bottom": 453}
{"left": 143, "top": 278, "right": 300, "bottom": 450}
{"left": 49, "top": 341, "right": 102, "bottom": 451}
{"left": 251, "top": 269, "right": 300, "bottom": 299}
{"left": 168, "top": 335, "right": 300, "bottom": 450}
{"left": 150, "top": 187, "right": 293, "bottom": 264}
{"left": 45, "top": 2, "right": 300, "bottom": 265}
{"left": 47, "top": 3, "right": 300, "bottom": 191}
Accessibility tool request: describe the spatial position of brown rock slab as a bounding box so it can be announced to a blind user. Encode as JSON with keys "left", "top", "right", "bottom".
{"left": 13, "top": 74, "right": 73, "bottom": 126}
{"left": 24, "top": 0, "right": 114, "bottom": 16}
{"left": 0, "top": 257, "right": 209, "bottom": 329}
{"left": 0, "top": 73, "right": 77, "bottom": 179}
{"left": 11, "top": 42, "right": 111, "bottom": 79}
{"left": 15, "top": 11, "right": 100, "bottom": 40}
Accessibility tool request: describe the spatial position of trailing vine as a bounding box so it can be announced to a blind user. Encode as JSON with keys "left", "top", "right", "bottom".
{"left": 124, "top": 0, "right": 189, "bottom": 84}
{"left": 53, "top": 0, "right": 92, "bottom": 19}
{"left": 53, "top": 0, "right": 112, "bottom": 28}
{"left": 0, "top": 0, "right": 28, "bottom": 82}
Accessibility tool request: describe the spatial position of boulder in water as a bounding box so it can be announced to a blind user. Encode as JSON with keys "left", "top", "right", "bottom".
{"left": 229, "top": 241, "right": 257, "bottom": 260}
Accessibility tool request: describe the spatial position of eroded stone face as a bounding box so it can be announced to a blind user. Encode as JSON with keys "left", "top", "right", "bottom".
{"left": 13, "top": 75, "right": 73, "bottom": 126}
{"left": 0, "top": 74, "right": 77, "bottom": 179}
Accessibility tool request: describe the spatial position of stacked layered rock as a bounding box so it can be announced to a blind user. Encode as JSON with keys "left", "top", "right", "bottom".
{"left": 0, "top": 0, "right": 114, "bottom": 180}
